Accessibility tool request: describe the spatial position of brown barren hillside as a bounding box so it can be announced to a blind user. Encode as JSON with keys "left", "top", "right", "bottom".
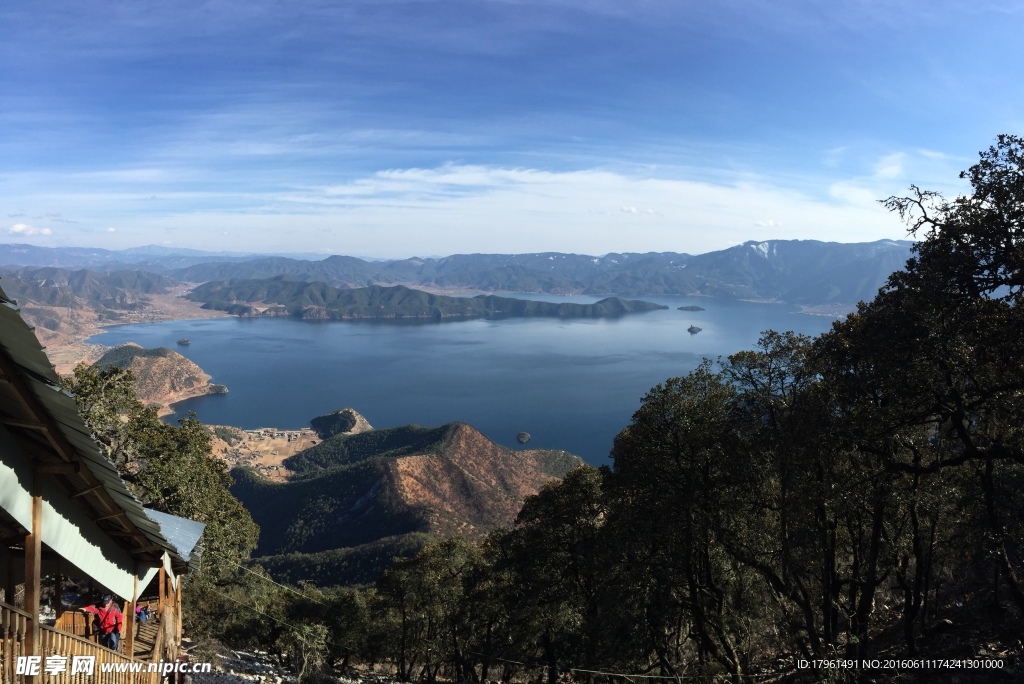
{"left": 232, "top": 415, "right": 584, "bottom": 584}
{"left": 95, "top": 343, "right": 227, "bottom": 414}
{"left": 390, "top": 423, "right": 580, "bottom": 538}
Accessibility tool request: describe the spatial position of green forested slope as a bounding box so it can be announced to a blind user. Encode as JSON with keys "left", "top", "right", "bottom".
{"left": 231, "top": 420, "right": 581, "bottom": 586}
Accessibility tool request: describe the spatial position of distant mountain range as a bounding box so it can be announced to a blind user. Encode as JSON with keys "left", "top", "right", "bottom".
{"left": 0, "top": 239, "right": 916, "bottom": 305}
{"left": 0, "top": 266, "right": 175, "bottom": 311}
{"left": 0, "top": 243, "right": 327, "bottom": 270}
{"left": 187, "top": 280, "right": 668, "bottom": 319}
{"left": 231, "top": 411, "right": 582, "bottom": 585}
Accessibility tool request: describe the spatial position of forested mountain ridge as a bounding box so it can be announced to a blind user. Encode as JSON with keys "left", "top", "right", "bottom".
{"left": 0, "top": 266, "right": 175, "bottom": 310}
{"left": 230, "top": 418, "right": 581, "bottom": 585}
{"left": 187, "top": 280, "right": 667, "bottom": 319}
{"left": 0, "top": 239, "right": 913, "bottom": 305}
{"left": 174, "top": 239, "right": 913, "bottom": 303}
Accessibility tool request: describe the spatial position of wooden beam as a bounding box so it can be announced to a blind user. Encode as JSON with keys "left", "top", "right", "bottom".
{"left": 108, "top": 531, "right": 148, "bottom": 540}
{"left": 94, "top": 510, "right": 127, "bottom": 522}
{"left": 0, "top": 417, "right": 47, "bottom": 430}
{"left": 70, "top": 483, "right": 105, "bottom": 499}
{"left": 157, "top": 566, "right": 166, "bottom": 611}
{"left": 33, "top": 461, "right": 81, "bottom": 475}
{"left": 175, "top": 579, "right": 183, "bottom": 648}
{"left": 126, "top": 572, "right": 138, "bottom": 659}
{"left": 24, "top": 473, "right": 42, "bottom": 657}
{"left": 129, "top": 544, "right": 165, "bottom": 556}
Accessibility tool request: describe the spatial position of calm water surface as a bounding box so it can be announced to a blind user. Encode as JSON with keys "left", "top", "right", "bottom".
{"left": 89, "top": 296, "right": 840, "bottom": 465}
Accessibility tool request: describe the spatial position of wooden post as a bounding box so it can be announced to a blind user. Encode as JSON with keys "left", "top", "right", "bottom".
{"left": 126, "top": 572, "right": 138, "bottom": 659}
{"left": 175, "top": 578, "right": 182, "bottom": 645}
{"left": 157, "top": 566, "right": 166, "bottom": 611}
{"left": 164, "top": 571, "right": 171, "bottom": 615}
{"left": 24, "top": 473, "right": 42, "bottom": 661}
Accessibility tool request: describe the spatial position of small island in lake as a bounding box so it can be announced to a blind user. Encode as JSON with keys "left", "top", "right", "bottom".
{"left": 688, "top": 325, "right": 702, "bottom": 334}
{"left": 187, "top": 280, "right": 669, "bottom": 320}
{"left": 678, "top": 305, "right": 705, "bottom": 311}
{"left": 177, "top": 338, "right": 191, "bottom": 345}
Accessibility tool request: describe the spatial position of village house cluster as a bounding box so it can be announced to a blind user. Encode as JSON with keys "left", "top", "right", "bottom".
{"left": 214, "top": 427, "right": 319, "bottom": 476}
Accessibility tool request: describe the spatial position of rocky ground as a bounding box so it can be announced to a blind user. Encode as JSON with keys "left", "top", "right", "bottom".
{"left": 185, "top": 647, "right": 398, "bottom": 684}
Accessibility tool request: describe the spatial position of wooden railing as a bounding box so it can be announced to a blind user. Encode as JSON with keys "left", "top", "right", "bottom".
{"left": 2, "top": 601, "right": 165, "bottom": 683}
{"left": 1, "top": 601, "right": 31, "bottom": 683}
{"left": 40, "top": 625, "right": 159, "bottom": 684}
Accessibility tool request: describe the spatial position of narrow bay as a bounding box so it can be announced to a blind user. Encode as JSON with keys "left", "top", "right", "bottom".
{"left": 88, "top": 295, "right": 840, "bottom": 464}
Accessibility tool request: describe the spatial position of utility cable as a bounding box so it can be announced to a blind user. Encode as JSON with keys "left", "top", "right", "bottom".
{"left": 210, "top": 589, "right": 300, "bottom": 630}
{"left": 204, "top": 550, "right": 328, "bottom": 606}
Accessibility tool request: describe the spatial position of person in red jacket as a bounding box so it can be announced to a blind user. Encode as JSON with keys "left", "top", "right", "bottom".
{"left": 81, "top": 595, "right": 123, "bottom": 652}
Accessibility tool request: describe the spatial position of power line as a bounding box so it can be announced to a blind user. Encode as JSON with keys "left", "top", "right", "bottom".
{"left": 211, "top": 589, "right": 299, "bottom": 630}
{"left": 204, "top": 550, "right": 328, "bottom": 606}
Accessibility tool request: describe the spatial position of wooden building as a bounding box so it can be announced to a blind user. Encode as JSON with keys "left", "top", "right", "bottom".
{"left": 0, "top": 284, "right": 204, "bottom": 682}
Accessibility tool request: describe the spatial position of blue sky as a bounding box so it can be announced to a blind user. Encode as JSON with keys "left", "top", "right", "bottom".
{"left": 3, "top": 1, "right": 1022, "bottom": 258}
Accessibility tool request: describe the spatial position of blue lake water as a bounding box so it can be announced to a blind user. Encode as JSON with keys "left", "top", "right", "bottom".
{"left": 88, "top": 296, "right": 840, "bottom": 465}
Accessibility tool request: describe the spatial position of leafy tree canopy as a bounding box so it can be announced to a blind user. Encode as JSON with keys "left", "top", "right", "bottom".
{"left": 61, "top": 363, "right": 259, "bottom": 584}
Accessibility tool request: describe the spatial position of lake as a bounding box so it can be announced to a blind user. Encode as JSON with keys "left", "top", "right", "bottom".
{"left": 88, "top": 295, "right": 841, "bottom": 465}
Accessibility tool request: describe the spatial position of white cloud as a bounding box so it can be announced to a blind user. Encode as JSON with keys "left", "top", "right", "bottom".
{"left": 874, "top": 153, "right": 906, "bottom": 180}
{"left": 2, "top": 157, "right": 952, "bottom": 256}
{"left": 827, "top": 149, "right": 967, "bottom": 213}
{"left": 9, "top": 223, "right": 52, "bottom": 236}
{"left": 105, "top": 226, "right": 116, "bottom": 232}
{"left": 94, "top": 163, "right": 910, "bottom": 256}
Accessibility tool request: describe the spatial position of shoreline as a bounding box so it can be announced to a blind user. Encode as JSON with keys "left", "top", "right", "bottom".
{"left": 38, "top": 291, "right": 231, "bottom": 375}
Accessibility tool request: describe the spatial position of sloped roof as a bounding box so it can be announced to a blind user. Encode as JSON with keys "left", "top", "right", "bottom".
{"left": 0, "top": 284, "right": 183, "bottom": 565}
{"left": 144, "top": 509, "right": 205, "bottom": 563}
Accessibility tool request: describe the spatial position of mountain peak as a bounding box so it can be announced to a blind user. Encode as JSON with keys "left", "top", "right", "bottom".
{"left": 231, "top": 415, "right": 583, "bottom": 585}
